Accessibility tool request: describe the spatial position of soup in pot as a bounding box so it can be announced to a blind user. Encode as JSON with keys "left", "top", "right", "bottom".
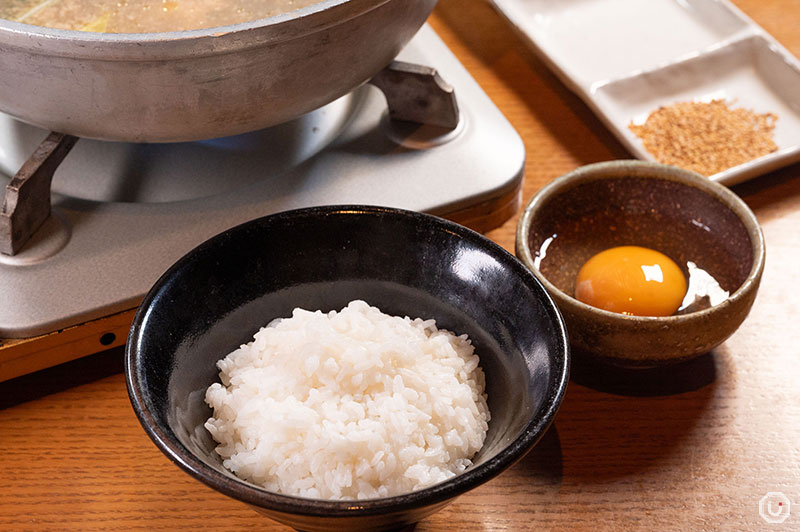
{"left": 0, "top": 0, "right": 324, "bottom": 33}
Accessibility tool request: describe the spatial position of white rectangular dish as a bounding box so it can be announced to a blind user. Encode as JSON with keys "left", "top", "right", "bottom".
{"left": 489, "top": 0, "right": 800, "bottom": 185}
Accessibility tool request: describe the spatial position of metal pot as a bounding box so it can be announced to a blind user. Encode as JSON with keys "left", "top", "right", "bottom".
{"left": 0, "top": 0, "right": 437, "bottom": 142}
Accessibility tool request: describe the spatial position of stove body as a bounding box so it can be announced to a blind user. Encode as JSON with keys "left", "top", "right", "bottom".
{"left": 0, "top": 25, "right": 525, "bottom": 378}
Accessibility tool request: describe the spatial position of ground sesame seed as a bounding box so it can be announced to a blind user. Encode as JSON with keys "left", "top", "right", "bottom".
{"left": 629, "top": 99, "right": 778, "bottom": 176}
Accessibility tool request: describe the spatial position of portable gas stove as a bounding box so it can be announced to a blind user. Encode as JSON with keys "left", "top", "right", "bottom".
{"left": 0, "top": 24, "right": 524, "bottom": 381}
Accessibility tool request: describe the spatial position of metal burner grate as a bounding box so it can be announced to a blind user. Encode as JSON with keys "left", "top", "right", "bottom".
{"left": 0, "top": 61, "right": 459, "bottom": 256}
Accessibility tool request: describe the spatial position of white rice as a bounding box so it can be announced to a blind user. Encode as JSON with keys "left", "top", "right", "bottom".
{"left": 204, "top": 299, "right": 490, "bottom": 500}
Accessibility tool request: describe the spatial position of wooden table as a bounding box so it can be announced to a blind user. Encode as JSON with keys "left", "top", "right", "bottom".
{"left": 2, "top": 1, "right": 799, "bottom": 530}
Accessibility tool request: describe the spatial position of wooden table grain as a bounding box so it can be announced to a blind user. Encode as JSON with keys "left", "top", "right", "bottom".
{"left": 2, "top": 1, "right": 800, "bottom": 530}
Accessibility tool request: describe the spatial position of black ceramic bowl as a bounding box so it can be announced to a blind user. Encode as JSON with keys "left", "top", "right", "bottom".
{"left": 126, "top": 205, "right": 569, "bottom": 532}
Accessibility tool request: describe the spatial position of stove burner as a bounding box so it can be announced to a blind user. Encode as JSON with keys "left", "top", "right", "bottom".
{"left": 0, "top": 60, "right": 460, "bottom": 255}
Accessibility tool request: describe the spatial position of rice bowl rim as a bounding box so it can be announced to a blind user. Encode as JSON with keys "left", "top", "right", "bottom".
{"left": 125, "top": 204, "right": 570, "bottom": 516}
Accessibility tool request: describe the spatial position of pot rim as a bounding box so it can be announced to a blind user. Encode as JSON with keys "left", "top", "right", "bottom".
{"left": 0, "top": 0, "right": 391, "bottom": 60}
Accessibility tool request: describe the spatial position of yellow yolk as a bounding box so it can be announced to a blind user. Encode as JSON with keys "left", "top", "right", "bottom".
{"left": 575, "top": 245, "right": 687, "bottom": 317}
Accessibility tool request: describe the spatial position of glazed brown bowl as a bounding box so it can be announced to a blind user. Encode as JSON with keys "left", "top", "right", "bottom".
{"left": 515, "top": 160, "right": 765, "bottom": 368}
{"left": 126, "top": 205, "right": 569, "bottom": 531}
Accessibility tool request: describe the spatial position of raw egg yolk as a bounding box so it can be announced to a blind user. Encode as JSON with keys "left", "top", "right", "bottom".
{"left": 575, "top": 246, "right": 687, "bottom": 317}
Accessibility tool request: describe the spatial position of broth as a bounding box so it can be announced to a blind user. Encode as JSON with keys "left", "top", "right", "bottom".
{"left": 0, "top": 0, "right": 324, "bottom": 33}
